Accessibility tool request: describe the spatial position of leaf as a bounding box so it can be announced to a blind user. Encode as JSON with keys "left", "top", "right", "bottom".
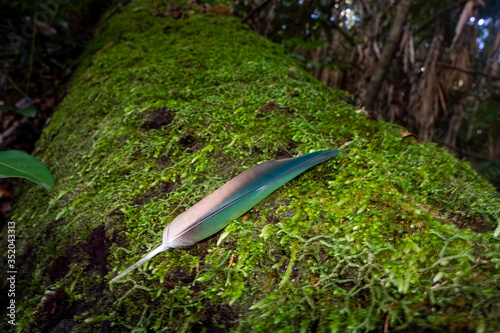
{"left": 290, "top": 53, "right": 306, "bottom": 62}
{"left": 0, "top": 105, "right": 16, "bottom": 111}
{"left": 208, "top": 4, "right": 231, "bottom": 16}
{"left": 286, "top": 38, "right": 326, "bottom": 51}
{"left": 17, "top": 107, "right": 37, "bottom": 117}
{"left": 401, "top": 132, "right": 421, "bottom": 143}
{"left": 494, "top": 221, "right": 500, "bottom": 238}
{"left": 0, "top": 150, "right": 55, "bottom": 191}
{"left": 306, "top": 61, "right": 322, "bottom": 69}
{"left": 259, "top": 101, "right": 278, "bottom": 112}
{"left": 110, "top": 150, "right": 339, "bottom": 282}
{"left": 303, "top": 40, "right": 327, "bottom": 51}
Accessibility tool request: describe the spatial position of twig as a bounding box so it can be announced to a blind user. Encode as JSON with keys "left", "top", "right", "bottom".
{"left": 431, "top": 280, "right": 449, "bottom": 289}
{"left": 0, "top": 117, "right": 29, "bottom": 149}
{"left": 437, "top": 62, "right": 500, "bottom": 80}
{"left": 27, "top": 17, "right": 38, "bottom": 96}
{"left": 472, "top": 257, "right": 488, "bottom": 268}
{"left": 414, "top": 0, "right": 468, "bottom": 35}
{"left": 472, "top": 257, "right": 481, "bottom": 268}
{"left": 441, "top": 142, "right": 498, "bottom": 161}
{"left": 338, "top": 140, "right": 354, "bottom": 151}
{"left": 241, "top": 0, "right": 272, "bottom": 23}
{"left": 227, "top": 252, "right": 236, "bottom": 270}
{"left": 166, "top": 191, "right": 188, "bottom": 217}
{"left": 384, "top": 310, "right": 390, "bottom": 333}
{"left": 276, "top": 139, "right": 293, "bottom": 157}
{"left": 5, "top": 74, "right": 28, "bottom": 98}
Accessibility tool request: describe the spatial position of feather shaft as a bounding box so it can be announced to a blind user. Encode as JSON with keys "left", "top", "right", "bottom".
{"left": 110, "top": 150, "right": 338, "bottom": 282}
{"left": 111, "top": 244, "right": 169, "bottom": 282}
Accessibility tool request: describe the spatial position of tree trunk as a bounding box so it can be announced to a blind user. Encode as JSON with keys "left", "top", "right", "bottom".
{"left": 363, "top": 0, "right": 413, "bottom": 112}
{"left": 2, "top": 1, "right": 500, "bottom": 332}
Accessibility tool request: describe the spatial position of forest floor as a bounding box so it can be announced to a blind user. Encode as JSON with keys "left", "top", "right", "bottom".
{"left": 0, "top": 0, "right": 113, "bottom": 225}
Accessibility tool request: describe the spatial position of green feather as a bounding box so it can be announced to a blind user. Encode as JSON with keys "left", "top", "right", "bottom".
{"left": 111, "top": 150, "right": 339, "bottom": 282}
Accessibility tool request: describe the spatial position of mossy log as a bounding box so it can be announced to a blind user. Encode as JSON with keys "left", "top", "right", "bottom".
{"left": 2, "top": 1, "right": 500, "bottom": 332}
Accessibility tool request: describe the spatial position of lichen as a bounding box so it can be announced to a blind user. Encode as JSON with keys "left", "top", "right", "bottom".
{"left": 2, "top": 0, "right": 500, "bottom": 332}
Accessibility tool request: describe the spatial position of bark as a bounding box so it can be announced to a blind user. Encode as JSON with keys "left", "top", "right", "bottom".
{"left": 1, "top": 1, "right": 500, "bottom": 332}
{"left": 363, "top": 0, "right": 413, "bottom": 112}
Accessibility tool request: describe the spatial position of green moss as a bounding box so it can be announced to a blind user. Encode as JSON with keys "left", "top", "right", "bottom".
{"left": 2, "top": 1, "right": 500, "bottom": 332}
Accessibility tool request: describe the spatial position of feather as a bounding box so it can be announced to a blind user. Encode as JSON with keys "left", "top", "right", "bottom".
{"left": 110, "top": 150, "right": 339, "bottom": 282}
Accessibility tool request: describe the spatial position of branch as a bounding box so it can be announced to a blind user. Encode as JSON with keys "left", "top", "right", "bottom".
{"left": 442, "top": 143, "right": 498, "bottom": 161}
{"left": 0, "top": 117, "right": 30, "bottom": 149}
{"left": 363, "top": 0, "right": 412, "bottom": 111}
{"left": 414, "top": 0, "right": 468, "bottom": 35}
{"left": 330, "top": 19, "right": 356, "bottom": 46}
{"left": 241, "top": 0, "right": 272, "bottom": 24}
{"left": 437, "top": 62, "right": 500, "bottom": 80}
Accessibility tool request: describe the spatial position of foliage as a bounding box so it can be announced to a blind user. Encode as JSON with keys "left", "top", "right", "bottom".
{"left": 0, "top": 150, "right": 54, "bottom": 191}
{"left": 233, "top": 0, "right": 500, "bottom": 189}
{"left": 0, "top": 0, "right": 90, "bottom": 99}
{"left": 0, "top": 0, "right": 112, "bottom": 156}
{"left": 2, "top": 1, "right": 499, "bottom": 332}
{"left": 0, "top": 105, "right": 37, "bottom": 118}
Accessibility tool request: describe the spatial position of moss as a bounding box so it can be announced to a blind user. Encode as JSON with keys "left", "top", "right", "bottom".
{"left": 2, "top": 0, "right": 500, "bottom": 332}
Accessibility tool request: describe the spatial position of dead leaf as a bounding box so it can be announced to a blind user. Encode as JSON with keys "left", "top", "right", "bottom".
{"left": 259, "top": 101, "right": 278, "bottom": 112}
{"left": 208, "top": 4, "right": 231, "bottom": 16}
{"left": 0, "top": 184, "right": 11, "bottom": 199}
{"left": 1, "top": 201, "right": 12, "bottom": 215}
{"left": 401, "top": 132, "right": 421, "bottom": 143}
{"left": 227, "top": 253, "right": 236, "bottom": 269}
{"left": 34, "top": 18, "right": 57, "bottom": 36}
{"left": 152, "top": 12, "right": 169, "bottom": 17}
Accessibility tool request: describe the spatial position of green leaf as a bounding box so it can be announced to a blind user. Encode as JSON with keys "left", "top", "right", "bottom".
{"left": 0, "top": 105, "right": 16, "bottom": 111}
{"left": 285, "top": 38, "right": 326, "bottom": 51}
{"left": 17, "top": 107, "right": 37, "bottom": 117}
{"left": 0, "top": 150, "right": 54, "bottom": 191}
{"left": 290, "top": 53, "right": 306, "bottom": 62}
